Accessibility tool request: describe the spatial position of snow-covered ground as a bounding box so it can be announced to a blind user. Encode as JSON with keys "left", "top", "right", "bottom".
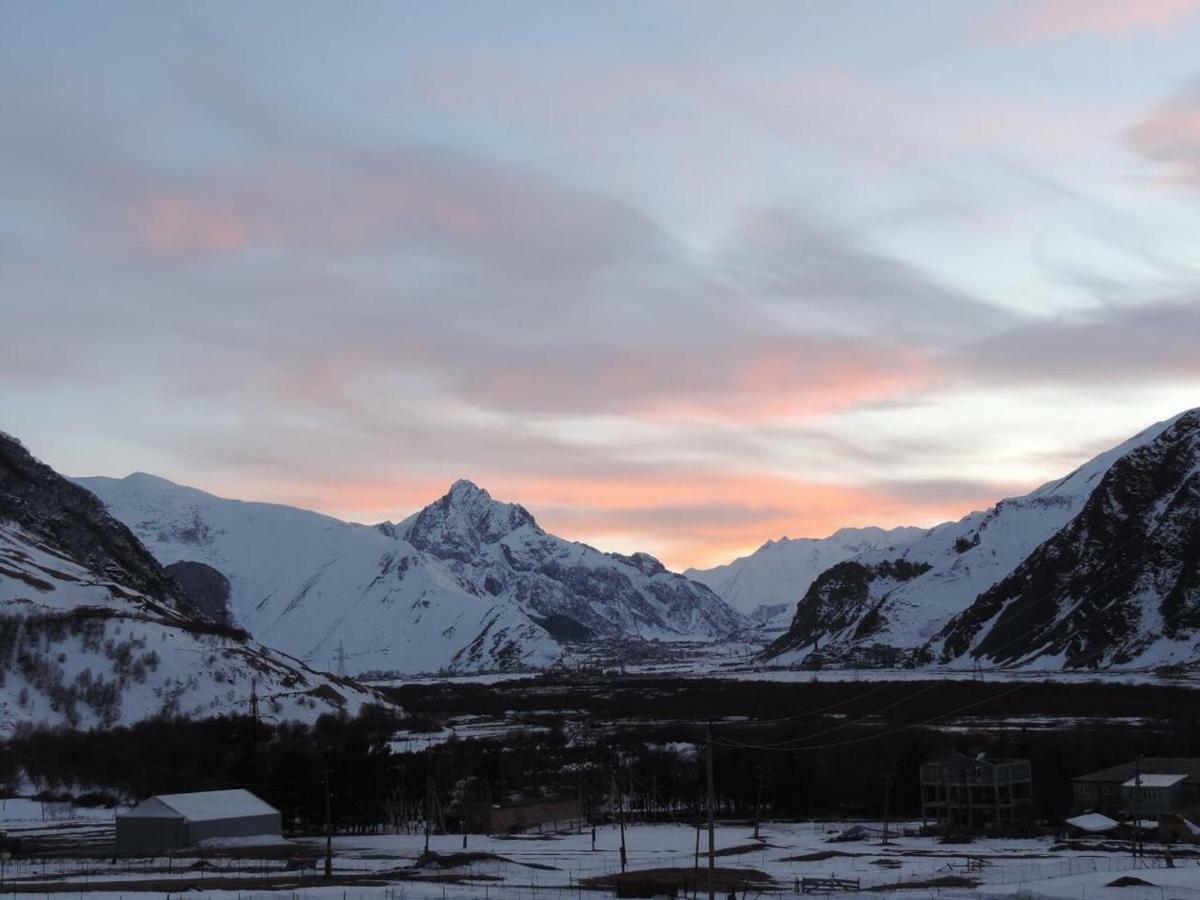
{"left": 3, "top": 799, "right": 1197, "bottom": 899}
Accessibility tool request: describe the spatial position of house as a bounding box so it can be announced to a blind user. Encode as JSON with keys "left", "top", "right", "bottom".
{"left": 1071, "top": 759, "right": 1200, "bottom": 816}
{"left": 1122, "top": 773, "right": 1187, "bottom": 815}
{"left": 920, "top": 753, "right": 1033, "bottom": 830}
{"left": 115, "top": 789, "right": 281, "bottom": 853}
{"left": 462, "top": 797, "right": 583, "bottom": 834}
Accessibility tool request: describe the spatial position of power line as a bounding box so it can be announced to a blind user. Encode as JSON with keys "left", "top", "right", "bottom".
{"left": 716, "top": 682, "right": 942, "bottom": 750}
{"left": 712, "top": 684, "right": 1026, "bottom": 754}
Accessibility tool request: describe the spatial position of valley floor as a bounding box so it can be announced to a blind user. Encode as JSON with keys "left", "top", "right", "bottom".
{"left": 3, "top": 799, "right": 1198, "bottom": 900}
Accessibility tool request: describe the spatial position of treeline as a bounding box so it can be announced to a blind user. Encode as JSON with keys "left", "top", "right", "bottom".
{"left": 2, "top": 707, "right": 407, "bottom": 834}
{"left": 4, "top": 677, "right": 1200, "bottom": 833}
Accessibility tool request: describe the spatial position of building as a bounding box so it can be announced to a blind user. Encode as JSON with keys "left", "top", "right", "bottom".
{"left": 462, "top": 797, "right": 583, "bottom": 834}
{"left": 920, "top": 753, "right": 1033, "bottom": 830}
{"left": 115, "top": 789, "right": 281, "bottom": 853}
{"left": 1071, "top": 759, "right": 1200, "bottom": 816}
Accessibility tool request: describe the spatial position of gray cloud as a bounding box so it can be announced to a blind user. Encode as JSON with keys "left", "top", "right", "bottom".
{"left": 959, "top": 298, "right": 1200, "bottom": 386}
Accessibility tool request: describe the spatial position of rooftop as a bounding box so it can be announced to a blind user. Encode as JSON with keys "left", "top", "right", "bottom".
{"left": 124, "top": 789, "right": 278, "bottom": 822}
{"left": 1123, "top": 774, "right": 1187, "bottom": 788}
{"left": 1075, "top": 758, "right": 1200, "bottom": 785}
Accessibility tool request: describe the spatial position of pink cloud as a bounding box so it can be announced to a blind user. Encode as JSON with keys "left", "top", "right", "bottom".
{"left": 134, "top": 193, "right": 258, "bottom": 255}
{"left": 988, "top": 0, "right": 1200, "bottom": 40}
{"left": 1126, "top": 84, "right": 1200, "bottom": 182}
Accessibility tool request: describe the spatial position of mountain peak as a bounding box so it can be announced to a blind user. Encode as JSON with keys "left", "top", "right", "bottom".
{"left": 397, "top": 480, "right": 539, "bottom": 562}
{"left": 446, "top": 478, "right": 493, "bottom": 502}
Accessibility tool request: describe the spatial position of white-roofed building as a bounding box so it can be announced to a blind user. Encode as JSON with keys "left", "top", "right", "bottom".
{"left": 116, "top": 789, "right": 281, "bottom": 853}
{"left": 1122, "top": 773, "right": 1188, "bottom": 815}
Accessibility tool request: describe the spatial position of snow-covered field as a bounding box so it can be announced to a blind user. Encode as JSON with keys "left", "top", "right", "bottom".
{"left": 3, "top": 799, "right": 1197, "bottom": 899}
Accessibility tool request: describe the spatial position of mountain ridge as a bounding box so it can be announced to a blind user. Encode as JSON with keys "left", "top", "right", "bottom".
{"left": 760, "top": 408, "right": 1200, "bottom": 670}
{"left": 76, "top": 475, "right": 745, "bottom": 675}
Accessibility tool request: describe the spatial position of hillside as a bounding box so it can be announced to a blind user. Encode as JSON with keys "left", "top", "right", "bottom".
{"left": 760, "top": 410, "right": 1194, "bottom": 669}
{"left": 932, "top": 410, "right": 1200, "bottom": 669}
{"left": 0, "top": 432, "right": 387, "bottom": 734}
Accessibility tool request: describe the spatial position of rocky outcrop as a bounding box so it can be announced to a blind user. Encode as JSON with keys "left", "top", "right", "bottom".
{"left": 166, "top": 560, "right": 232, "bottom": 625}
{"left": 932, "top": 410, "right": 1200, "bottom": 669}
{"left": 758, "top": 409, "right": 1196, "bottom": 670}
{"left": 0, "top": 433, "right": 181, "bottom": 605}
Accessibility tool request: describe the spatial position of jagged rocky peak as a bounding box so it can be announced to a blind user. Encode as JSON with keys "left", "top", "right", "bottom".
{"left": 397, "top": 479, "right": 541, "bottom": 561}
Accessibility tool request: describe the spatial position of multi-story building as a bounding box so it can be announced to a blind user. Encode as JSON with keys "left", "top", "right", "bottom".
{"left": 920, "top": 753, "right": 1033, "bottom": 830}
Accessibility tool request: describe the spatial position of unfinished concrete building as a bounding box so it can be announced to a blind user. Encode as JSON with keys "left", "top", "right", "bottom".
{"left": 920, "top": 753, "right": 1033, "bottom": 831}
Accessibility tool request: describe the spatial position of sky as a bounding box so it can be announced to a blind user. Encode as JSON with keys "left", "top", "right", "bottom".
{"left": 3, "top": 1, "right": 1200, "bottom": 570}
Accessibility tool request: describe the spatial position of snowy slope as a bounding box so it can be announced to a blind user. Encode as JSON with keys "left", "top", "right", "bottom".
{"left": 932, "top": 409, "right": 1200, "bottom": 670}
{"left": 686, "top": 527, "right": 922, "bottom": 629}
{"left": 761, "top": 411, "right": 1189, "bottom": 667}
{"left": 76, "top": 475, "right": 562, "bottom": 675}
{"left": 386, "top": 480, "right": 746, "bottom": 641}
{"left": 0, "top": 434, "right": 387, "bottom": 735}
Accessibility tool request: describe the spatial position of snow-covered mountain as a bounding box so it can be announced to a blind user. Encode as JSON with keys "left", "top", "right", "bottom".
{"left": 932, "top": 410, "right": 1200, "bottom": 670}
{"left": 760, "top": 410, "right": 1195, "bottom": 669}
{"left": 76, "top": 476, "right": 744, "bottom": 675}
{"left": 387, "top": 479, "right": 745, "bottom": 641}
{"left": 76, "top": 475, "right": 562, "bottom": 675}
{"left": 0, "top": 432, "right": 386, "bottom": 735}
{"left": 686, "top": 527, "right": 923, "bottom": 630}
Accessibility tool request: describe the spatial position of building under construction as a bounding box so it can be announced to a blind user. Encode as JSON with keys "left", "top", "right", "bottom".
{"left": 920, "top": 753, "right": 1033, "bottom": 831}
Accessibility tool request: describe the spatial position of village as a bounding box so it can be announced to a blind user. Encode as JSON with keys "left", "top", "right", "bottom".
{"left": 2, "top": 752, "right": 1200, "bottom": 900}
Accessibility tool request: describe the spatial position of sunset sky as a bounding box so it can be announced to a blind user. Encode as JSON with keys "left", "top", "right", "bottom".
{"left": 5, "top": 1, "right": 1200, "bottom": 570}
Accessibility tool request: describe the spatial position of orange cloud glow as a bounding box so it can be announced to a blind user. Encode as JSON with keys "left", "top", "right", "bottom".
{"left": 211, "top": 468, "right": 1015, "bottom": 572}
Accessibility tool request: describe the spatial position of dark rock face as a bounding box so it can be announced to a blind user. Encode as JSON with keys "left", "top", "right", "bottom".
{"left": 166, "top": 560, "right": 232, "bottom": 625}
{"left": 934, "top": 411, "right": 1200, "bottom": 668}
{"left": 529, "top": 613, "right": 593, "bottom": 642}
{"left": 0, "top": 433, "right": 182, "bottom": 605}
{"left": 761, "top": 558, "right": 932, "bottom": 661}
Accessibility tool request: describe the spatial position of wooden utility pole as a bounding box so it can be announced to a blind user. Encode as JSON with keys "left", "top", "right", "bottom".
{"left": 963, "top": 765, "right": 974, "bottom": 835}
{"left": 705, "top": 722, "right": 715, "bottom": 900}
{"left": 323, "top": 771, "right": 333, "bottom": 878}
{"left": 882, "top": 759, "right": 898, "bottom": 845}
{"left": 616, "top": 769, "right": 627, "bottom": 872}
{"left": 752, "top": 762, "right": 763, "bottom": 840}
{"left": 1133, "top": 755, "right": 1142, "bottom": 863}
{"left": 424, "top": 748, "right": 434, "bottom": 856}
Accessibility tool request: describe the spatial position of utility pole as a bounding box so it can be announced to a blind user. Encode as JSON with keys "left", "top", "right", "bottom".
{"left": 752, "top": 762, "right": 763, "bottom": 841}
{"left": 964, "top": 764, "right": 974, "bottom": 835}
{"left": 615, "top": 769, "right": 627, "bottom": 872}
{"left": 882, "top": 759, "right": 898, "bottom": 846}
{"left": 425, "top": 748, "right": 434, "bottom": 856}
{"left": 1133, "top": 755, "right": 1142, "bottom": 863}
{"left": 323, "top": 771, "right": 333, "bottom": 878}
{"left": 705, "top": 722, "right": 715, "bottom": 900}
